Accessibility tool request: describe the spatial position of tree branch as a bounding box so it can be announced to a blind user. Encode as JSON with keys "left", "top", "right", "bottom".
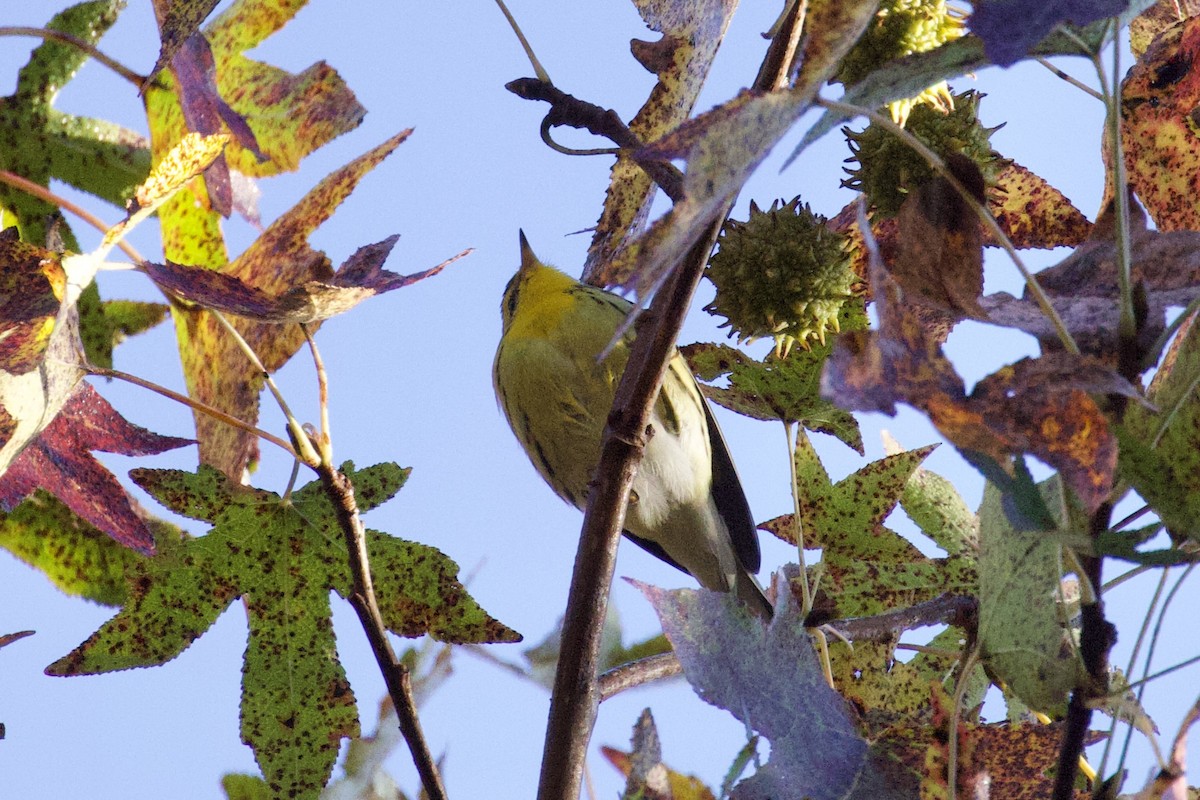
{"left": 598, "top": 653, "right": 683, "bottom": 701}
{"left": 505, "top": 78, "right": 684, "bottom": 203}
{"left": 320, "top": 464, "right": 449, "bottom": 800}
{"left": 533, "top": 7, "right": 806, "bottom": 799}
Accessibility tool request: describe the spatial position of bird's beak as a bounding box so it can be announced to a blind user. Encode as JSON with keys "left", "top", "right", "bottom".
{"left": 518, "top": 229, "right": 538, "bottom": 273}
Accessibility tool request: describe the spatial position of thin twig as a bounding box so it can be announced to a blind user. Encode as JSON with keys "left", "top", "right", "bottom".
{"left": 1034, "top": 57, "right": 1104, "bottom": 100}
{"left": 0, "top": 26, "right": 146, "bottom": 86}
{"left": 89, "top": 365, "right": 297, "bottom": 457}
{"left": 301, "top": 324, "right": 332, "bottom": 460}
{"left": 206, "top": 310, "right": 321, "bottom": 466}
{"left": 0, "top": 169, "right": 145, "bottom": 265}
{"left": 598, "top": 653, "right": 682, "bottom": 701}
{"left": 786, "top": 423, "right": 814, "bottom": 615}
{"left": 319, "top": 465, "right": 449, "bottom": 800}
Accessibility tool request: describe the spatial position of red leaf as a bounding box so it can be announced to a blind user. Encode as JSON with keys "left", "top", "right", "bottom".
{"left": 0, "top": 384, "right": 193, "bottom": 553}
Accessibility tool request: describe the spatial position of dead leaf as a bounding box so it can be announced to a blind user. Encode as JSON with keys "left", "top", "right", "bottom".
{"left": 892, "top": 154, "right": 987, "bottom": 318}
{"left": 823, "top": 227, "right": 1127, "bottom": 512}
{"left": 145, "top": 236, "right": 464, "bottom": 324}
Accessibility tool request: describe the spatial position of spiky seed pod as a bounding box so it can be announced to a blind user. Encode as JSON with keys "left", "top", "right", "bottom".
{"left": 705, "top": 198, "right": 859, "bottom": 356}
{"left": 842, "top": 90, "right": 1005, "bottom": 219}
{"left": 837, "top": 0, "right": 966, "bottom": 124}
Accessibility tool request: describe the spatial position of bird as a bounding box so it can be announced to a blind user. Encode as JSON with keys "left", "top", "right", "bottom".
{"left": 492, "top": 232, "right": 772, "bottom": 619}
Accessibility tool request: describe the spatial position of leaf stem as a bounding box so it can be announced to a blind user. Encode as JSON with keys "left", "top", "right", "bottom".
{"left": 786, "top": 423, "right": 814, "bottom": 615}
{"left": 88, "top": 365, "right": 297, "bottom": 458}
{"left": 0, "top": 26, "right": 147, "bottom": 87}
{"left": 207, "top": 310, "right": 322, "bottom": 466}
{"left": 0, "top": 169, "right": 145, "bottom": 265}
{"left": 1034, "top": 57, "right": 1104, "bottom": 100}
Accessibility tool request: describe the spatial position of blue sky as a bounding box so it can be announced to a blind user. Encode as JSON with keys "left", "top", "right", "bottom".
{"left": 0, "top": 1, "right": 1194, "bottom": 798}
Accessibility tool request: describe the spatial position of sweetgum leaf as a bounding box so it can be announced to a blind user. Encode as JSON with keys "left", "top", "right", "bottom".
{"left": 601, "top": 709, "right": 718, "bottom": 800}
{"left": 0, "top": 0, "right": 149, "bottom": 245}
{"left": 0, "top": 490, "right": 149, "bottom": 606}
{"left": 149, "top": 0, "right": 223, "bottom": 83}
{"left": 969, "top": 0, "right": 1132, "bottom": 67}
{"left": 986, "top": 161, "right": 1093, "bottom": 249}
{"left": 683, "top": 341, "right": 863, "bottom": 453}
{"left": 1121, "top": 314, "right": 1200, "bottom": 543}
{"left": 49, "top": 463, "right": 518, "bottom": 799}
{"left": 144, "top": 235, "right": 462, "bottom": 324}
{"left": 639, "top": 583, "right": 917, "bottom": 800}
{"left": 978, "top": 475, "right": 1084, "bottom": 715}
{"left": 823, "top": 244, "right": 1126, "bottom": 512}
{"left": 77, "top": 295, "right": 170, "bottom": 370}
{"left": 145, "top": 0, "right": 369, "bottom": 477}
{"left": 586, "top": 0, "right": 738, "bottom": 285}
{"left": 0, "top": 383, "right": 192, "bottom": 554}
{"left": 1122, "top": 16, "right": 1200, "bottom": 231}
{"left": 981, "top": 214, "right": 1200, "bottom": 356}
{"left": 165, "top": 132, "right": 409, "bottom": 477}
{"left": 890, "top": 155, "right": 986, "bottom": 318}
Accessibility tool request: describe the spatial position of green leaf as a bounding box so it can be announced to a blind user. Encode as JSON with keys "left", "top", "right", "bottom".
{"left": 0, "top": 490, "right": 161, "bottom": 606}
{"left": 77, "top": 284, "right": 169, "bottom": 369}
{"left": 977, "top": 475, "right": 1083, "bottom": 716}
{"left": 1121, "top": 316, "right": 1200, "bottom": 543}
{"left": 47, "top": 463, "right": 518, "bottom": 799}
{"left": 897, "top": 459, "right": 979, "bottom": 558}
{"left": 0, "top": 1, "right": 149, "bottom": 245}
{"left": 684, "top": 341, "right": 863, "bottom": 452}
{"left": 220, "top": 773, "right": 271, "bottom": 800}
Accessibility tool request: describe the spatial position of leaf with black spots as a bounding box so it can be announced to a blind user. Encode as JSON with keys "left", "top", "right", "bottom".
{"left": 0, "top": 1, "right": 149, "bottom": 246}
{"left": 683, "top": 340, "right": 863, "bottom": 453}
{"left": 824, "top": 238, "right": 1127, "bottom": 512}
{"left": 48, "top": 463, "right": 519, "bottom": 799}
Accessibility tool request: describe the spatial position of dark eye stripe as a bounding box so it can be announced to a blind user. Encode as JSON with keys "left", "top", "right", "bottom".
{"left": 502, "top": 275, "right": 522, "bottom": 327}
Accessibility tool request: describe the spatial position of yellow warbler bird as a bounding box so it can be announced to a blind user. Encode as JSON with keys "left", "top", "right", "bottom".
{"left": 493, "top": 232, "right": 772, "bottom": 619}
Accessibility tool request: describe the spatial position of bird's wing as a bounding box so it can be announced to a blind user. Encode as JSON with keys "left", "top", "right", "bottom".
{"left": 704, "top": 400, "right": 761, "bottom": 573}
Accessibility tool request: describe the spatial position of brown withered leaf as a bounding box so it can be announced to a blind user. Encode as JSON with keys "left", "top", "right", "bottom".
{"left": 1122, "top": 16, "right": 1200, "bottom": 231}
{"left": 823, "top": 235, "right": 1129, "bottom": 512}
{"left": 832, "top": 158, "right": 1091, "bottom": 301}
{"left": 892, "top": 154, "right": 987, "bottom": 318}
{"left": 145, "top": 236, "right": 463, "bottom": 324}
{"left": 981, "top": 202, "right": 1200, "bottom": 356}
{"left": 585, "top": 0, "right": 737, "bottom": 285}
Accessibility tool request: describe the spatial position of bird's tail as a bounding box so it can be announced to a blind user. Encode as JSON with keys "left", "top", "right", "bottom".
{"left": 735, "top": 569, "right": 773, "bottom": 620}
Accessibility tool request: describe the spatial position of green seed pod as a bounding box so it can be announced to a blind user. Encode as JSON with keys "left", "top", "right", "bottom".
{"left": 837, "top": 0, "right": 966, "bottom": 123}
{"left": 705, "top": 198, "right": 859, "bottom": 355}
{"left": 842, "top": 90, "right": 1004, "bottom": 219}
